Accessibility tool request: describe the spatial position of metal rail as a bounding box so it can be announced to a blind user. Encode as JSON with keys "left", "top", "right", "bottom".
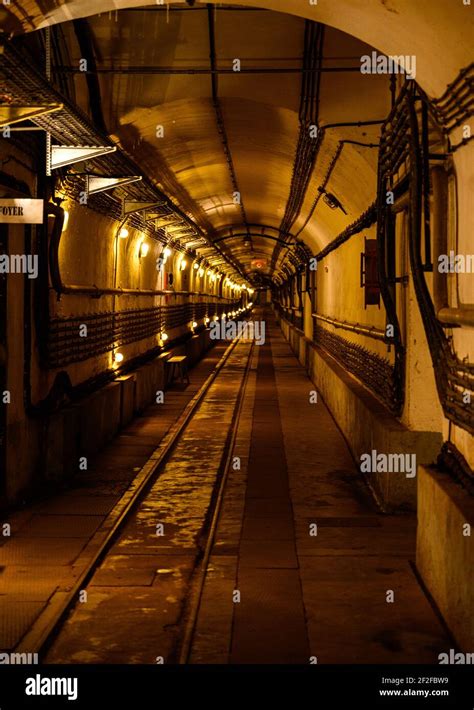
{"left": 16, "top": 335, "right": 254, "bottom": 657}
{"left": 312, "top": 313, "right": 386, "bottom": 341}
{"left": 58, "top": 285, "right": 238, "bottom": 298}
{"left": 56, "top": 65, "right": 363, "bottom": 75}
{"left": 178, "top": 338, "right": 255, "bottom": 662}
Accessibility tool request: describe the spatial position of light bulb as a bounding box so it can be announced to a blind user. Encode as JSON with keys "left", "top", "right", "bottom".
{"left": 118, "top": 227, "right": 129, "bottom": 239}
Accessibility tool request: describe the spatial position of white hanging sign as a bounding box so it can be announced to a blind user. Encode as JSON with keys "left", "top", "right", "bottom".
{"left": 0, "top": 199, "right": 44, "bottom": 224}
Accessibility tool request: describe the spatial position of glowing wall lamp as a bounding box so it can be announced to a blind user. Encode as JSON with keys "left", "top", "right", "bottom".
{"left": 158, "top": 332, "right": 169, "bottom": 347}
{"left": 180, "top": 258, "right": 187, "bottom": 271}
{"left": 118, "top": 227, "right": 129, "bottom": 239}
{"left": 114, "top": 351, "right": 124, "bottom": 364}
{"left": 139, "top": 240, "right": 149, "bottom": 258}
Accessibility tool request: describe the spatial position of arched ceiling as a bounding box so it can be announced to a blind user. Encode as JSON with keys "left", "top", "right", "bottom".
{"left": 1, "top": 1, "right": 471, "bottom": 283}
{"left": 3, "top": 0, "right": 472, "bottom": 96}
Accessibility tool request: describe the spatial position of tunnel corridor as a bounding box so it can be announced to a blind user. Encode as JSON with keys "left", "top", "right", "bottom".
{"left": 0, "top": 0, "right": 473, "bottom": 703}
{"left": 0, "top": 310, "right": 451, "bottom": 666}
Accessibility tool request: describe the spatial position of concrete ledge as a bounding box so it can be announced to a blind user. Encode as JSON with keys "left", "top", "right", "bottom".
{"left": 279, "top": 316, "right": 442, "bottom": 511}
{"left": 78, "top": 381, "right": 121, "bottom": 456}
{"left": 135, "top": 359, "right": 165, "bottom": 412}
{"left": 117, "top": 374, "right": 136, "bottom": 428}
{"left": 43, "top": 334, "right": 213, "bottom": 487}
{"left": 45, "top": 406, "right": 80, "bottom": 482}
{"left": 186, "top": 332, "right": 204, "bottom": 366}
{"left": 416, "top": 465, "right": 474, "bottom": 650}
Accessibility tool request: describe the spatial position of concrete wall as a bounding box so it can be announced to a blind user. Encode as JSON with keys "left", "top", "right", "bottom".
{"left": 417, "top": 465, "right": 474, "bottom": 650}
{"left": 0, "top": 141, "right": 230, "bottom": 504}
{"left": 41, "top": 328, "right": 213, "bottom": 493}
{"left": 278, "top": 314, "right": 442, "bottom": 511}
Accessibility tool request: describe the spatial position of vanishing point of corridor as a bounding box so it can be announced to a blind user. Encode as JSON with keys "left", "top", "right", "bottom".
{"left": 0, "top": 0, "right": 473, "bottom": 705}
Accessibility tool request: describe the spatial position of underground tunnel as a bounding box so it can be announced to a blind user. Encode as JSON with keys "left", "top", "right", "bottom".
{"left": 0, "top": 0, "right": 473, "bottom": 703}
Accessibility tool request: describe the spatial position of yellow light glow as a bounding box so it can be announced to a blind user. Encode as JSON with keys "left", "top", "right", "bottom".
{"left": 118, "top": 227, "right": 129, "bottom": 239}
{"left": 114, "top": 351, "right": 124, "bottom": 363}
{"left": 192, "top": 321, "right": 198, "bottom": 328}
{"left": 62, "top": 209, "right": 69, "bottom": 232}
{"left": 164, "top": 247, "right": 172, "bottom": 258}
{"left": 180, "top": 258, "right": 187, "bottom": 271}
{"left": 139, "top": 241, "right": 149, "bottom": 257}
{"left": 161, "top": 332, "right": 169, "bottom": 341}
{"left": 193, "top": 262, "right": 199, "bottom": 270}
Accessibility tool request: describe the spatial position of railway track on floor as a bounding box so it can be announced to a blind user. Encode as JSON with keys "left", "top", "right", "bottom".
{"left": 178, "top": 335, "right": 255, "bottom": 663}
{"left": 17, "top": 336, "right": 255, "bottom": 661}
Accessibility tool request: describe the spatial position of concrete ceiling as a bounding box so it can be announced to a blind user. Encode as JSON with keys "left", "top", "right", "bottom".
{"left": 2, "top": 1, "right": 471, "bottom": 283}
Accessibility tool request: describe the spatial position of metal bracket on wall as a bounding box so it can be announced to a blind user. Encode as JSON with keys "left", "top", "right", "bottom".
{"left": 50, "top": 145, "right": 117, "bottom": 171}
{"left": 122, "top": 199, "right": 164, "bottom": 218}
{"left": 0, "top": 103, "right": 63, "bottom": 128}
{"left": 86, "top": 174, "right": 142, "bottom": 197}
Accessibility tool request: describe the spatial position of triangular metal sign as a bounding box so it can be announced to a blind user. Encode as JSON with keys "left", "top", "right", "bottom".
{"left": 51, "top": 145, "right": 117, "bottom": 170}
{"left": 86, "top": 175, "right": 142, "bottom": 196}
{"left": 0, "top": 103, "right": 63, "bottom": 128}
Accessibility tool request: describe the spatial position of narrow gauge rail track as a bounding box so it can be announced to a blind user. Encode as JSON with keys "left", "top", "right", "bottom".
{"left": 17, "top": 336, "right": 255, "bottom": 661}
